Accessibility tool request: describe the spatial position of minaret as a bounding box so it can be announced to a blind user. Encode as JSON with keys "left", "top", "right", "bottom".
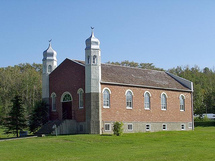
{"left": 85, "top": 28, "right": 102, "bottom": 134}
{"left": 42, "top": 40, "right": 57, "bottom": 103}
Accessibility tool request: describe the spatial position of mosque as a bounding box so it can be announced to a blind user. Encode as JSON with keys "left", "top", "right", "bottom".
{"left": 40, "top": 29, "right": 194, "bottom": 135}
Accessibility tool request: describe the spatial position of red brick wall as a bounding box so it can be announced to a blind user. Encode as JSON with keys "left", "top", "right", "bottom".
{"left": 101, "top": 84, "right": 192, "bottom": 123}
{"left": 49, "top": 59, "right": 85, "bottom": 122}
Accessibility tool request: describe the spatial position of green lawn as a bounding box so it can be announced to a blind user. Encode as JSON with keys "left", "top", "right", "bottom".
{"left": 0, "top": 127, "right": 215, "bottom": 161}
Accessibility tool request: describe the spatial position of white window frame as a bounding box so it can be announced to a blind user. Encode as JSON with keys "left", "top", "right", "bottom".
{"left": 144, "top": 91, "right": 151, "bottom": 110}
{"left": 51, "top": 92, "right": 56, "bottom": 111}
{"left": 146, "top": 124, "right": 151, "bottom": 131}
{"left": 87, "top": 56, "right": 91, "bottom": 64}
{"left": 77, "top": 88, "right": 84, "bottom": 109}
{"left": 181, "top": 124, "right": 185, "bottom": 130}
{"left": 93, "top": 55, "right": 97, "bottom": 64}
{"left": 179, "top": 94, "right": 185, "bottom": 111}
{"left": 161, "top": 92, "right": 167, "bottom": 110}
{"left": 127, "top": 123, "right": 133, "bottom": 131}
{"left": 188, "top": 122, "right": 192, "bottom": 129}
{"left": 102, "top": 88, "right": 111, "bottom": 108}
{"left": 125, "top": 89, "right": 133, "bottom": 109}
{"left": 48, "top": 65, "right": 52, "bottom": 73}
{"left": 104, "top": 123, "right": 111, "bottom": 131}
{"left": 162, "top": 124, "right": 167, "bottom": 130}
{"left": 61, "top": 92, "right": 73, "bottom": 102}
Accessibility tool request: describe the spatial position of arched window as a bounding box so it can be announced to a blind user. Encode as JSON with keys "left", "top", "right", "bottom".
{"left": 93, "top": 55, "right": 97, "bottom": 64}
{"left": 180, "top": 94, "right": 185, "bottom": 111}
{"left": 144, "top": 91, "right": 151, "bottom": 110}
{"left": 51, "top": 93, "right": 56, "bottom": 111}
{"left": 126, "top": 90, "right": 133, "bottom": 109}
{"left": 161, "top": 93, "right": 167, "bottom": 110}
{"left": 103, "top": 88, "right": 111, "bottom": 108}
{"left": 61, "top": 92, "right": 72, "bottom": 102}
{"left": 77, "top": 88, "right": 84, "bottom": 109}
{"left": 48, "top": 65, "right": 52, "bottom": 73}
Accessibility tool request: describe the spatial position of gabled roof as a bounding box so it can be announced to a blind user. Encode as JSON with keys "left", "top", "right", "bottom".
{"left": 73, "top": 60, "right": 192, "bottom": 92}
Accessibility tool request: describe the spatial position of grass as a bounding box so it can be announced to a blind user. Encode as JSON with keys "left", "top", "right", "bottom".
{"left": 0, "top": 127, "right": 215, "bottom": 161}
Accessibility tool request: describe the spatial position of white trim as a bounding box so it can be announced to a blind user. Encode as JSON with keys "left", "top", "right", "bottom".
{"left": 144, "top": 91, "right": 151, "bottom": 97}
{"left": 160, "top": 92, "right": 168, "bottom": 98}
{"left": 188, "top": 122, "right": 192, "bottom": 129}
{"left": 101, "top": 81, "right": 192, "bottom": 92}
{"left": 104, "top": 123, "right": 111, "bottom": 131}
{"left": 146, "top": 124, "right": 151, "bottom": 131}
{"left": 125, "top": 89, "right": 134, "bottom": 96}
{"left": 162, "top": 124, "right": 167, "bottom": 130}
{"left": 103, "top": 88, "right": 111, "bottom": 108}
{"left": 61, "top": 91, "right": 73, "bottom": 102}
{"left": 102, "top": 87, "right": 111, "bottom": 94}
{"left": 127, "top": 123, "right": 133, "bottom": 131}
{"left": 161, "top": 92, "right": 167, "bottom": 110}
{"left": 125, "top": 89, "right": 133, "bottom": 109}
{"left": 179, "top": 94, "right": 186, "bottom": 99}
{"left": 181, "top": 124, "right": 185, "bottom": 130}
{"left": 51, "top": 92, "right": 56, "bottom": 111}
{"left": 77, "top": 88, "right": 84, "bottom": 109}
{"left": 179, "top": 94, "right": 185, "bottom": 111}
{"left": 144, "top": 91, "right": 151, "bottom": 110}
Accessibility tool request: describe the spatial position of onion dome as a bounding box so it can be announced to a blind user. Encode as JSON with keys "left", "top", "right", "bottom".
{"left": 85, "top": 27, "right": 100, "bottom": 50}
{"left": 43, "top": 41, "right": 57, "bottom": 61}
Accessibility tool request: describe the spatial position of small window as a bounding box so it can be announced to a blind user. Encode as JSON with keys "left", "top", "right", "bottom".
{"left": 48, "top": 65, "right": 52, "bottom": 73}
{"left": 93, "top": 55, "right": 97, "bottom": 64}
{"left": 104, "top": 123, "right": 111, "bottom": 131}
{"left": 180, "top": 95, "right": 185, "bottom": 111}
{"left": 126, "top": 90, "right": 133, "bottom": 109}
{"left": 51, "top": 93, "right": 56, "bottom": 111}
{"left": 128, "top": 124, "right": 133, "bottom": 131}
{"left": 161, "top": 93, "right": 167, "bottom": 110}
{"left": 162, "top": 124, "right": 167, "bottom": 130}
{"left": 146, "top": 124, "right": 151, "bottom": 131}
{"left": 87, "top": 56, "right": 90, "bottom": 64}
{"left": 79, "top": 125, "right": 84, "bottom": 132}
{"left": 103, "top": 88, "right": 110, "bottom": 108}
{"left": 188, "top": 122, "right": 192, "bottom": 129}
{"left": 181, "top": 124, "right": 185, "bottom": 130}
{"left": 144, "top": 92, "right": 151, "bottom": 110}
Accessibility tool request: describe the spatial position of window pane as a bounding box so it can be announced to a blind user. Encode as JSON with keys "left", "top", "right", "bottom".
{"left": 161, "top": 94, "right": 167, "bottom": 110}
{"left": 126, "top": 91, "right": 132, "bottom": 108}
{"left": 103, "top": 89, "right": 110, "bottom": 107}
{"left": 79, "top": 91, "right": 84, "bottom": 108}
{"left": 144, "top": 92, "right": 150, "bottom": 109}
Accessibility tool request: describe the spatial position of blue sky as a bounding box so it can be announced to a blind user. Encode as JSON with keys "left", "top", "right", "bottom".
{"left": 1, "top": 0, "right": 215, "bottom": 70}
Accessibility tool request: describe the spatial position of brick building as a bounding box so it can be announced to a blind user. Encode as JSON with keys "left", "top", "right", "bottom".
{"left": 42, "top": 30, "right": 194, "bottom": 135}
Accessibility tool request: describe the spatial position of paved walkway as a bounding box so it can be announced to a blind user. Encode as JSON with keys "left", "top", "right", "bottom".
{"left": 0, "top": 135, "right": 37, "bottom": 142}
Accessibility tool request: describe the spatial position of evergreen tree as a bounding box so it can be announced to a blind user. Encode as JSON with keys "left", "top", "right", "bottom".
{"left": 4, "top": 95, "right": 27, "bottom": 137}
{"left": 29, "top": 100, "right": 49, "bottom": 133}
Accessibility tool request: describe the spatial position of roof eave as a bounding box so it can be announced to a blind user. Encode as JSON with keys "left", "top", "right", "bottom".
{"left": 100, "top": 81, "right": 193, "bottom": 93}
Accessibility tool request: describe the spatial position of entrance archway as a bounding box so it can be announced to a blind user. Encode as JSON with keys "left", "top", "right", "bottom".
{"left": 61, "top": 92, "right": 73, "bottom": 119}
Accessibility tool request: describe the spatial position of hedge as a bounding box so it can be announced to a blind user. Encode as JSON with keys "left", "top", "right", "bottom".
{"left": 194, "top": 121, "right": 215, "bottom": 127}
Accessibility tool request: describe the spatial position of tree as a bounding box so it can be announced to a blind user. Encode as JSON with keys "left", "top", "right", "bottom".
{"left": 113, "top": 121, "right": 123, "bottom": 136}
{"left": 3, "top": 95, "right": 27, "bottom": 137}
{"left": 29, "top": 100, "right": 49, "bottom": 133}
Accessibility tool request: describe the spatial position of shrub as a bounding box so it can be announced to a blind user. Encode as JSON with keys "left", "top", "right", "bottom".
{"left": 113, "top": 121, "right": 123, "bottom": 136}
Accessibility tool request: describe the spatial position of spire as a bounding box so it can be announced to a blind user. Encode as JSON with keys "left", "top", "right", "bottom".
{"left": 91, "top": 27, "right": 94, "bottom": 37}
{"left": 43, "top": 40, "right": 57, "bottom": 61}
{"left": 85, "top": 27, "right": 100, "bottom": 50}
